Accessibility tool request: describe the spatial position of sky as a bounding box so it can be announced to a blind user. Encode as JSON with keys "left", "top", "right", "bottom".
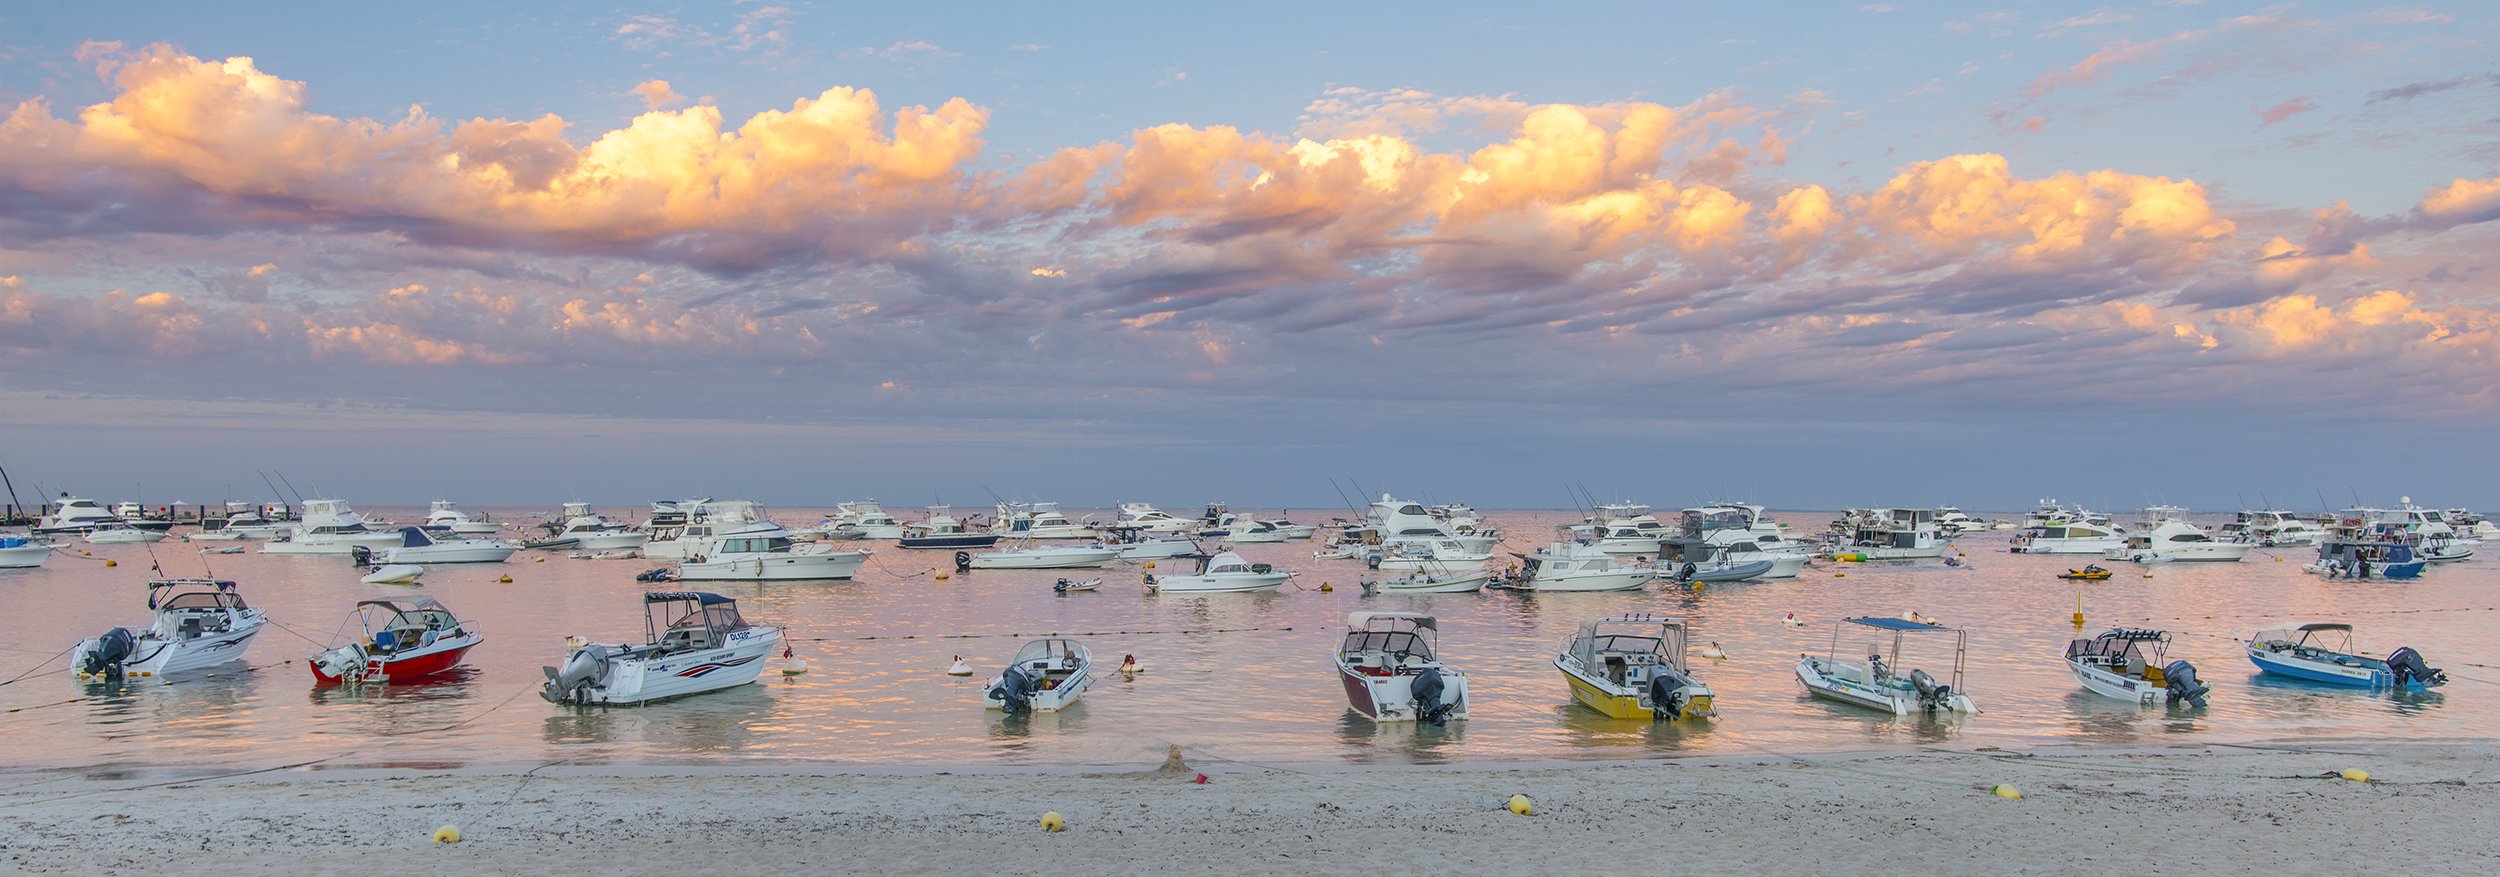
{"left": 1, "top": 1, "right": 2497, "bottom": 513}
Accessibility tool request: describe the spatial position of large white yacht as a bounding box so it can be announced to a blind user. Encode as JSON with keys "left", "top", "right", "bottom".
{"left": 2103, "top": 507, "right": 2252, "bottom": 563}
{"left": 1825, "top": 508, "right": 1944, "bottom": 559}
{"left": 1572, "top": 501, "right": 1668, "bottom": 556}
{"left": 529, "top": 502, "right": 647, "bottom": 551}
{"left": 671, "top": 504, "right": 870, "bottom": 581}
{"left": 2219, "top": 509, "right": 2324, "bottom": 547}
{"left": 2010, "top": 504, "right": 2129, "bottom": 554}
{"left": 261, "top": 500, "right": 409, "bottom": 555}
{"left": 1111, "top": 502, "right": 1197, "bottom": 534}
{"left": 33, "top": 495, "right": 123, "bottom": 535}
{"left": 1507, "top": 538, "right": 1655, "bottom": 591}
{"left": 2358, "top": 501, "right": 2476, "bottom": 562}
{"left": 1343, "top": 494, "right": 1500, "bottom": 554}
{"left": 421, "top": 500, "right": 503, "bottom": 536}
{"left": 989, "top": 501, "right": 1100, "bottom": 540}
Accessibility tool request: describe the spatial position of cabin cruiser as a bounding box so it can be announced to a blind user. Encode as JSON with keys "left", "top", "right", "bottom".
{"left": 1359, "top": 567, "right": 1492, "bottom": 594}
{"left": 2220, "top": 509, "right": 2325, "bottom": 547}
{"left": 1661, "top": 503, "right": 1811, "bottom": 573}
{"left": 642, "top": 499, "right": 766, "bottom": 560}
{"left": 0, "top": 535, "right": 50, "bottom": 569}
{"left": 1665, "top": 552, "right": 1777, "bottom": 583}
{"left": 898, "top": 506, "right": 1000, "bottom": 550}
{"left": 82, "top": 523, "right": 168, "bottom": 544}
{"left": 1359, "top": 538, "right": 1494, "bottom": 573}
{"left": 2306, "top": 521, "right": 2428, "bottom": 580}
{"left": 1144, "top": 550, "right": 1293, "bottom": 593}
{"left": 2359, "top": 501, "right": 2476, "bottom": 562}
{"left": 1823, "top": 508, "right": 1945, "bottom": 559}
{"left": 420, "top": 500, "right": 502, "bottom": 536}
{"left": 1227, "top": 519, "right": 1298, "bottom": 543}
{"left": 676, "top": 515, "right": 870, "bottom": 581}
{"left": 1933, "top": 507, "right": 1988, "bottom": 535}
{"left": 1504, "top": 539, "right": 1655, "bottom": 591}
{"left": 966, "top": 541, "right": 1120, "bottom": 570}
{"left": 542, "top": 592, "right": 781, "bottom": 705}
{"left": 981, "top": 639, "right": 1093, "bottom": 713}
{"left": 261, "top": 500, "right": 410, "bottom": 555}
{"left": 2064, "top": 629, "right": 2209, "bottom": 707}
{"left": 2447, "top": 507, "right": 2500, "bottom": 540}
{"left": 989, "top": 501, "right": 1101, "bottom": 540}
{"left": 72, "top": 580, "right": 266, "bottom": 680}
{"left": 1555, "top": 614, "right": 1714, "bottom": 720}
{"left": 309, "top": 597, "right": 482, "bottom": 685}
{"left": 1572, "top": 501, "right": 1667, "bottom": 556}
{"left": 2103, "top": 507, "right": 2251, "bottom": 563}
{"left": 819, "top": 500, "right": 908, "bottom": 540}
{"left": 1195, "top": 501, "right": 1239, "bottom": 535}
{"left": 2246, "top": 623, "right": 2444, "bottom": 689}
{"left": 193, "top": 502, "right": 292, "bottom": 540}
{"left": 1113, "top": 502, "right": 1197, "bottom": 534}
{"left": 1340, "top": 495, "right": 1500, "bottom": 554}
{"left": 365, "top": 527, "right": 517, "bottom": 564}
{"left": 527, "top": 502, "right": 648, "bottom": 551}
{"left": 2009, "top": 512, "right": 2129, "bottom": 555}
{"left": 32, "top": 495, "right": 122, "bottom": 535}
{"left": 1103, "top": 529, "right": 1200, "bottom": 559}
{"left": 1794, "top": 616, "right": 1978, "bottom": 716}
{"left": 1335, "top": 613, "right": 1468, "bottom": 724}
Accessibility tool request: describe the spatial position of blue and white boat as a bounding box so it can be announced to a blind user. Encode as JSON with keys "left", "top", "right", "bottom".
{"left": 2305, "top": 518, "right": 2428, "bottom": 580}
{"left": 2245, "top": 623, "right": 2445, "bottom": 689}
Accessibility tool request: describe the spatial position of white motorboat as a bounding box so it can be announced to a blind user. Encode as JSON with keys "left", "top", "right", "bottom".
{"left": 528, "top": 502, "right": 648, "bottom": 551}
{"left": 1111, "top": 502, "right": 1197, "bottom": 534}
{"left": 1575, "top": 501, "right": 1667, "bottom": 556}
{"left": 1360, "top": 568, "right": 1491, "bottom": 594}
{"left": 826, "top": 500, "right": 909, "bottom": 540}
{"left": 1555, "top": 613, "right": 1715, "bottom": 720}
{"left": 1340, "top": 495, "right": 1501, "bottom": 554}
{"left": 359, "top": 563, "right": 426, "bottom": 585}
{"left": 421, "top": 500, "right": 503, "bottom": 536}
{"left": 260, "top": 499, "right": 408, "bottom": 555}
{"left": 193, "top": 502, "right": 292, "bottom": 540}
{"left": 897, "top": 505, "right": 1001, "bottom": 550}
{"left": 1335, "top": 612, "right": 1468, "bottom": 724}
{"left": 2064, "top": 628, "right": 2209, "bottom": 707}
{"left": 72, "top": 580, "right": 266, "bottom": 680}
{"left": 1823, "top": 508, "right": 1945, "bottom": 560}
{"left": 2245, "top": 622, "right": 2445, "bottom": 689}
{"left": 308, "top": 597, "right": 481, "bottom": 685}
{"left": 2009, "top": 509, "right": 2129, "bottom": 555}
{"left": 1360, "top": 538, "right": 1494, "bottom": 572}
{"left": 966, "top": 542, "right": 1120, "bottom": 569}
{"left": 1145, "top": 550, "right": 1294, "bottom": 593}
{"left": 2221, "top": 509, "right": 2325, "bottom": 547}
{"left": 33, "top": 494, "right": 123, "bottom": 535}
{"left": 1107, "top": 532, "right": 1200, "bottom": 559}
{"left": 1506, "top": 540, "right": 1655, "bottom": 592}
{"left": 990, "top": 501, "right": 1100, "bottom": 540}
{"left": 1227, "top": 519, "right": 1297, "bottom": 543}
{"left": 368, "top": 527, "right": 517, "bottom": 564}
{"left": 2364, "top": 501, "right": 2477, "bottom": 562}
{"left": 541, "top": 591, "right": 782, "bottom": 704}
{"left": 1, "top": 535, "right": 53, "bottom": 568}
{"left": 981, "top": 638, "right": 1093, "bottom": 713}
{"left": 1794, "top": 616, "right": 1979, "bottom": 716}
{"left": 2103, "top": 507, "right": 2250, "bottom": 563}
{"left": 676, "top": 518, "right": 870, "bottom": 581}
{"left": 82, "top": 523, "right": 167, "bottom": 544}
{"left": 1051, "top": 577, "right": 1103, "bottom": 593}
{"left": 1933, "top": 507, "right": 1988, "bottom": 535}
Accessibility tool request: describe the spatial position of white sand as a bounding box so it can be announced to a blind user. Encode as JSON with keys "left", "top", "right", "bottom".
{"left": 3, "top": 743, "right": 2493, "bottom": 876}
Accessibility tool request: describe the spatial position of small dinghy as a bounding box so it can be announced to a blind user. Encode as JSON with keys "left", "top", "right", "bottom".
{"left": 1555, "top": 613, "right": 1714, "bottom": 720}
{"left": 199, "top": 545, "right": 247, "bottom": 555}
{"left": 309, "top": 597, "right": 482, "bottom": 685}
{"left": 981, "top": 639, "right": 1092, "bottom": 713}
{"left": 541, "top": 592, "right": 782, "bottom": 705}
{"left": 72, "top": 580, "right": 266, "bottom": 680}
{"left": 2245, "top": 622, "right": 2446, "bottom": 689}
{"left": 1669, "top": 557, "right": 1776, "bottom": 583}
{"left": 1052, "top": 577, "right": 1102, "bottom": 593}
{"left": 1335, "top": 612, "right": 1467, "bottom": 724}
{"left": 0, "top": 535, "right": 50, "bottom": 569}
{"left": 359, "top": 564, "right": 426, "bottom": 585}
{"left": 2065, "top": 628, "right": 2208, "bottom": 707}
{"left": 1795, "top": 616, "right": 1979, "bottom": 716}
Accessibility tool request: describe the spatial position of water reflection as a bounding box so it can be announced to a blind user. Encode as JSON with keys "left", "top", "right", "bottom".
{"left": 1333, "top": 712, "right": 1467, "bottom": 764}
{"left": 540, "top": 684, "right": 778, "bottom": 755}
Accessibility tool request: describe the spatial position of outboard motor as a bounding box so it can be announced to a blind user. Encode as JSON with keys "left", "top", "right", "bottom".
{"left": 80, "top": 627, "right": 136, "bottom": 679}
{"left": 1647, "top": 669, "right": 1692, "bottom": 719}
{"left": 1910, "top": 668, "right": 1952, "bottom": 713}
{"left": 350, "top": 546, "right": 374, "bottom": 568}
{"left": 996, "top": 663, "right": 1037, "bottom": 714}
{"left": 2386, "top": 647, "right": 2447, "bottom": 688}
{"left": 539, "top": 644, "right": 612, "bottom": 704}
{"left": 1409, "top": 666, "right": 1453, "bottom": 726}
{"left": 2162, "top": 660, "right": 2210, "bottom": 707}
{"left": 954, "top": 551, "right": 973, "bottom": 572}
{"left": 634, "top": 567, "right": 675, "bottom": 583}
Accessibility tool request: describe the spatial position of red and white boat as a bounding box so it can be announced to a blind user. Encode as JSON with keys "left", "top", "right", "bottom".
{"left": 309, "top": 597, "right": 482, "bottom": 685}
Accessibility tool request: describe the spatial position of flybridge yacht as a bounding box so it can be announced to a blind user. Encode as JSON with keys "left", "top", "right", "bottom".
{"left": 421, "top": 500, "right": 502, "bottom": 536}
{"left": 2104, "top": 507, "right": 2251, "bottom": 563}
{"left": 989, "top": 501, "right": 1100, "bottom": 540}
{"left": 194, "top": 502, "right": 291, "bottom": 540}
{"left": 32, "top": 495, "right": 122, "bottom": 535}
{"left": 1824, "top": 508, "right": 1944, "bottom": 559}
{"left": 1112, "top": 502, "right": 1196, "bottom": 534}
{"left": 1572, "top": 501, "right": 1666, "bottom": 556}
{"left": 2220, "top": 509, "right": 2324, "bottom": 547}
{"left": 1663, "top": 503, "right": 1810, "bottom": 574}
{"left": 1933, "top": 507, "right": 1988, "bottom": 535}
{"left": 1340, "top": 494, "right": 1500, "bottom": 554}
{"left": 818, "top": 500, "right": 907, "bottom": 540}
{"left": 261, "top": 500, "right": 408, "bottom": 555}
{"left": 2010, "top": 505, "right": 2128, "bottom": 555}
{"left": 528, "top": 502, "right": 647, "bottom": 551}
{"left": 2358, "top": 500, "right": 2477, "bottom": 562}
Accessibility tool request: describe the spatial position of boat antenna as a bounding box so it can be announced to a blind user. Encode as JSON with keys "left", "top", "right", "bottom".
{"left": 274, "top": 471, "right": 307, "bottom": 506}
{"left": 0, "top": 455, "right": 25, "bottom": 521}
{"left": 1347, "top": 478, "right": 1376, "bottom": 507}
{"left": 255, "top": 470, "right": 289, "bottom": 515}
{"left": 2349, "top": 487, "right": 2362, "bottom": 507}
{"left": 2316, "top": 489, "right": 2331, "bottom": 513}
{"left": 1327, "top": 478, "right": 1360, "bottom": 516}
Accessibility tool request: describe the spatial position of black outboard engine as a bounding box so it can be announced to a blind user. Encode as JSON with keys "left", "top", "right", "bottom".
{"left": 634, "top": 567, "right": 675, "bottom": 583}
{"left": 1679, "top": 562, "right": 1698, "bottom": 581}
{"left": 996, "top": 663, "right": 1037, "bottom": 714}
{"left": 350, "top": 546, "right": 374, "bottom": 568}
{"left": 1648, "top": 669, "right": 1691, "bottom": 719}
{"left": 2162, "top": 660, "right": 2210, "bottom": 707}
{"left": 2386, "top": 647, "right": 2446, "bottom": 688}
{"left": 954, "top": 551, "right": 973, "bottom": 572}
{"left": 1410, "top": 666, "right": 1452, "bottom": 726}
{"left": 82, "top": 627, "right": 136, "bottom": 679}
{"left": 1910, "top": 668, "right": 1952, "bottom": 713}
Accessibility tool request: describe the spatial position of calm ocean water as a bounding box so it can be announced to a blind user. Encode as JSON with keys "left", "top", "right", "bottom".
{"left": 2, "top": 507, "right": 2490, "bottom": 771}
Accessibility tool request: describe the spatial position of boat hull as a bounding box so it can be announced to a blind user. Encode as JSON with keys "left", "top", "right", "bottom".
{"left": 263, "top": 533, "right": 406, "bottom": 555}
{"left": 2011, "top": 538, "right": 2126, "bottom": 554}
{"left": 1116, "top": 540, "right": 1200, "bottom": 559}
{"left": 2069, "top": 660, "right": 2172, "bottom": 706}
{"left": 1337, "top": 665, "right": 1468, "bottom": 722}
{"left": 1147, "top": 573, "right": 1291, "bottom": 593}
{"left": 1364, "top": 570, "right": 1491, "bottom": 594}
{"left": 677, "top": 550, "right": 869, "bottom": 581}
{"left": 983, "top": 663, "right": 1092, "bottom": 712}
{"left": 311, "top": 636, "right": 479, "bottom": 685}
{"left": 360, "top": 564, "right": 426, "bottom": 585}
{"left": 969, "top": 547, "right": 1120, "bottom": 569}
{"left": 379, "top": 544, "right": 516, "bottom": 564}
{"left": 898, "top": 534, "right": 1000, "bottom": 550}
{"left": 570, "top": 531, "right": 649, "bottom": 551}
{"left": 1522, "top": 569, "right": 1654, "bottom": 592}
{"left": 2246, "top": 646, "right": 2423, "bottom": 688}
{"left": 76, "top": 617, "right": 265, "bottom": 679}
{"left": 556, "top": 627, "right": 781, "bottom": 705}
{"left": 0, "top": 544, "right": 50, "bottom": 569}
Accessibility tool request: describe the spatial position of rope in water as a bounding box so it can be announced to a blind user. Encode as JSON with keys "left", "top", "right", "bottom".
{"left": 787, "top": 625, "right": 1297, "bottom": 642}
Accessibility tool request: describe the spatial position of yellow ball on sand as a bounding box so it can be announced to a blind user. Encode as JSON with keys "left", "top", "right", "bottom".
{"left": 497, "top": 575, "right": 513, "bottom": 583}
{"left": 104, "top": 559, "right": 117, "bottom": 567}
{"left": 2338, "top": 768, "right": 2370, "bottom": 783}
{"left": 935, "top": 572, "right": 951, "bottom": 581}
{"left": 1507, "top": 794, "right": 1533, "bottom": 815}
{"left": 433, "top": 824, "right": 462, "bottom": 843}
{"left": 1040, "top": 811, "right": 1066, "bottom": 832}
{"left": 1990, "top": 784, "right": 2022, "bottom": 799}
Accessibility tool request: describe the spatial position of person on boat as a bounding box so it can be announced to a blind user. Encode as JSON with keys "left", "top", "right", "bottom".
{"left": 2356, "top": 556, "right": 2372, "bottom": 580}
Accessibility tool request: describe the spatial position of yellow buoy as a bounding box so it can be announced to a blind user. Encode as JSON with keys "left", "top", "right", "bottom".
{"left": 104, "top": 559, "right": 117, "bottom": 567}
{"left": 534, "top": 556, "right": 545, "bottom": 563}
{"left": 433, "top": 824, "right": 462, "bottom": 843}
{"left": 1990, "top": 784, "right": 2022, "bottom": 799}
{"left": 935, "top": 571, "right": 951, "bottom": 581}
{"left": 1507, "top": 794, "right": 1534, "bottom": 815}
{"left": 1319, "top": 582, "right": 1333, "bottom": 592}
{"left": 1040, "top": 811, "right": 1066, "bottom": 832}
{"left": 81, "top": 551, "right": 91, "bottom": 556}
{"left": 2337, "top": 768, "right": 2370, "bottom": 783}
{"left": 1834, "top": 571, "right": 1846, "bottom": 578}
{"left": 1144, "top": 562, "right": 1156, "bottom": 569}
{"left": 497, "top": 575, "right": 513, "bottom": 583}
{"left": 2072, "top": 591, "right": 2085, "bottom": 627}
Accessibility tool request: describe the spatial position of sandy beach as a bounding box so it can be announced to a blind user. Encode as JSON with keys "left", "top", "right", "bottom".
{"left": 4, "top": 742, "right": 2492, "bottom": 876}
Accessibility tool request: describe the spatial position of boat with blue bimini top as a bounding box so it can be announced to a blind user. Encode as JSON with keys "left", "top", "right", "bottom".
{"left": 2305, "top": 517, "right": 2428, "bottom": 580}
{"left": 540, "top": 591, "right": 782, "bottom": 705}
{"left": 2245, "top": 623, "right": 2446, "bottom": 690}
{"left": 1795, "top": 616, "right": 1978, "bottom": 716}
{"left": 2065, "top": 628, "right": 2209, "bottom": 708}
{"left": 0, "top": 535, "right": 53, "bottom": 568}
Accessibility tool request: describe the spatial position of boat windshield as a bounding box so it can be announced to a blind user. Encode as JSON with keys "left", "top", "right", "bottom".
{"left": 669, "top": 604, "right": 748, "bottom": 632}
{"left": 158, "top": 591, "right": 243, "bottom": 611}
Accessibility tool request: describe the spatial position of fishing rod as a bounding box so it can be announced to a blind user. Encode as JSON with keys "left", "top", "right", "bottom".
{"left": 274, "top": 471, "right": 308, "bottom": 506}
{"left": 0, "top": 456, "right": 24, "bottom": 522}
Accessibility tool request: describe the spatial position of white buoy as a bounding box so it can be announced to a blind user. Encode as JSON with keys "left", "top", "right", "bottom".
{"left": 1700, "top": 642, "right": 1727, "bottom": 660}
{"left": 1119, "top": 653, "right": 1143, "bottom": 675}
{"left": 1781, "top": 613, "right": 1805, "bottom": 627}
{"left": 947, "top": 656, "right": 973, "bottom": 676}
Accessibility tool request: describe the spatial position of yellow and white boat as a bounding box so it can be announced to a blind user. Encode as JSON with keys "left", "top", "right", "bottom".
{"left": 1554, "top": 613, "right": 1715, "bottom": 719}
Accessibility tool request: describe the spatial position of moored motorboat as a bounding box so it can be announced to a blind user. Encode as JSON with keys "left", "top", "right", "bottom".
{"left": 897, "top": 505, "right": 1001, "bottom": 550}
{"left": 260, "top": 499, "right": 407, "bottom": 555}
{"left": 0, "top": 535, "right": 52, "bottom": 568}
{"left": 1052, "top": 577, "right": 1102, "bottom": 593}
{"left": 72, "top": 580, "right": 266, "bottom": 680}
{"left": 677, "top": 520, "right": 870, "bottom": 581}
{"left": 541, "top": 591, "right": 782, "bottom": 704}
{"left": 1505, "top": 539, "right": 1654, "bottom": 592}
{"left": 32, "top": 494, "right": 123, "bottom": 535}
{"left": 309, "top": 597, "right": 481, "bottom": 685}
{"left": 981, "top": 638, "right": 1092, "bottom": 713}
{"left": 1144, "top": 550, "right": 1293, "bottom": 593}
{"left": 1360, "top": 568, "right": 1491, "bottom": 595}
{"left": 1555, "top": 613, "right": 1714, "bottom": 720}
{"left": 359, "top": 563, "right": 426, "bottom": 585}
{"left": 1666, "top": 555, "right": 1776, "bottom": 583}
{"left": 2245, "top": 623, "right": 2445, "bottom": 689}
{"left": 965, "top": 542, "right": 1120, "bottom": 570}
{"left": 420, "top": 500, "right": 503, "bottom": 536}
{"left": 2064, "top": 628, "right": 2208, "bottom": 707}
{"left": 1335, "top": 612, "right": 1468, "bottom": 724}
{"left": 527, "top": 502, "right": 647, "bottom": 551}
{"left": 989, "top": 501, "right": 1100, "bottom": 541}
{"left": 2103, "top": 507, "right": 2250, "bottom": 563}
{"left": 369, "top": 527, "right": 517, "bottom": 564}
{"left": 2058, "top": 565, "right": 2113, "bottom": 581}
{"left": 83, "top": 523, "right": 167, "bottom": 544}
{"left": 1794, "top": 616, "right": 1978, "bottom": 716}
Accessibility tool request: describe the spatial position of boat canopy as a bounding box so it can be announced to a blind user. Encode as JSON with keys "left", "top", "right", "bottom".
{"left": 1348, "top": 611, "right": 1436, "bottom": 631}
{"left": 2296, "top": 622, "right": 2353, "bottom": 632}
{"left": 1009, "top": 638, "right": 1085, "bottom": 666}
{"left": 1847, "top": 616, "right": 1951, "bottom": 632}
{"left": 396, "top": 527, "right": 438, "bottom": 547}
{"left": 646, "top": 591, "right": 735, "bottom": 605}
{"left": 1568, "top": 614, "right": 1686, "bottom": 669}
{"left": 1339, "top": 616, "right": 1438, "bottom": 661}
{"left": 147, "top": 580, "right": 243, "bottom": 610}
